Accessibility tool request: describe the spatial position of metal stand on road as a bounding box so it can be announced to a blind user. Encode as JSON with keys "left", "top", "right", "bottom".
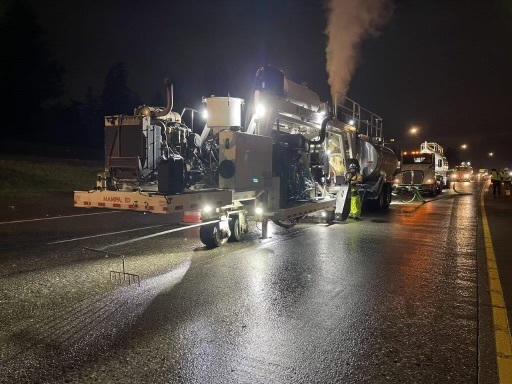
{"left": 110, "top": 255, "right": 140, "bottom": 287}
{"left": 82, "top": 247, "right": 140, "bottom": 287}
{"left": 261, "top": 218, "right": 269, "bottom": 239}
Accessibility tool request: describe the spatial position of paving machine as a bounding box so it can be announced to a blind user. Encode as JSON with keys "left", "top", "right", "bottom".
{"left": 74, "top": 67, "right": 398, "bottom": 246}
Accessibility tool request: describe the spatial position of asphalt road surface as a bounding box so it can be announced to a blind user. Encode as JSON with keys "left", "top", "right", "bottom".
{"left": 0, "top": 182, "right": 509, "bottom": 383}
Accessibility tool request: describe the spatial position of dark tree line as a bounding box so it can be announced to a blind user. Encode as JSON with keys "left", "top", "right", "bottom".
{"left": 0, "top": 1, "right": 141, "bottom": 150}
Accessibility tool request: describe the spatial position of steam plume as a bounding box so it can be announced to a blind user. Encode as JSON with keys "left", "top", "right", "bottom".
{"left": 325, "top": 0, "right": 393, "bottom": 103}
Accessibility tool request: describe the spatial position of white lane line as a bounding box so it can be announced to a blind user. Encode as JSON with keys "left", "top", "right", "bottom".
{"left": 46, "top": 224, "right": 170, "bottom": 245}
{"left": 0, "top": 211, "right": 121, "bottom": 225}
{"left": 102, "top": 220, "right": 219, "bottom": 249}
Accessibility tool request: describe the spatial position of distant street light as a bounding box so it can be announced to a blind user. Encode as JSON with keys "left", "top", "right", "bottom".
{"left": 461, "top": 144, "right": 468, "bottom": 149}
{"left": 488, "top": 152, "right": 494, "bottom": 157}
{"left": 409, "top": 126, "right": 419, "bottom": 135}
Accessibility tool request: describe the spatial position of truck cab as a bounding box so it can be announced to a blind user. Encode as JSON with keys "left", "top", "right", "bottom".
{"left": 394, "top": 142, "right": 450, "bottom": 196}
{"left": 452, "top": 163, "right": 473, "bottom": 182}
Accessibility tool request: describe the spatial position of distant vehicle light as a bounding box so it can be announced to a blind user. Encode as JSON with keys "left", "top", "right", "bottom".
{"left": 202, "top": 109, "right": 208, "bottom": 120}
{"left": 426, "top": 179, "right": 433, "bottom": 184}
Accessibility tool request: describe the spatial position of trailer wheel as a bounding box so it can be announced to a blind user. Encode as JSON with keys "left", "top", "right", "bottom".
{"left": 229, "top": 215, "right": 247, "bottom": 242}
{"left": 200, "top": 222, "right": 228, "bottom": 247}
{"left": 325, "top": 210, "right": 336, "bottom": 223}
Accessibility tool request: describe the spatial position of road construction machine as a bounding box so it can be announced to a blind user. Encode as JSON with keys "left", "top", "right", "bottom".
{"left": 74, "top": 66, "right": 398, "bottom": 246}
{"left": 394, "top": 141, "right": 450, "bottom": 196}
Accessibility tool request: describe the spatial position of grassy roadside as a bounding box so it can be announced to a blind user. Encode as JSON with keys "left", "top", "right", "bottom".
{"left": 0, "top": 158, "right": 102, "bottom": 198}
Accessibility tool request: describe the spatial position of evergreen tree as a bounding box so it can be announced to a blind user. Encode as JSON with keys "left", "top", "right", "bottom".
{"left": 100, "top": 62, "right": 141, "bottom": 116}
{"left": 0, "top": 0, "right": 63, "bottom": 141}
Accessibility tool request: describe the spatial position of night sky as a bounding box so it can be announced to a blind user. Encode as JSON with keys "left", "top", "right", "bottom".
{"left": 21, "top": 0, "right": 512, "bottom": 167}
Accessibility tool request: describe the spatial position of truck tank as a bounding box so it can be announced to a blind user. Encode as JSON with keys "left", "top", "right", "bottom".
{"left": 357, "top": 138, "right": 398, "bottom": 182}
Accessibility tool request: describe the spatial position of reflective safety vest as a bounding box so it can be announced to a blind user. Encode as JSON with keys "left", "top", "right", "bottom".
{"left": 491, "top": 170, "right": 502, "bottom": 181}
{"left": 349, "top": 172, "right": 363, "bottom": 193}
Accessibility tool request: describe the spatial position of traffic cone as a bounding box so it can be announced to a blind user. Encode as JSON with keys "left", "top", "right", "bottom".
{"left": 182, "top": 209, "right": 202, "bottom": 223}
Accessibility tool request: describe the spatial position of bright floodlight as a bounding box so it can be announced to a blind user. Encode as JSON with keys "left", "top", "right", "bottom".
{"left": 255, "top": 207, "right": 263, "bottom": 215}
{"left": 203, "top": 205, "right": 213, "bottom": 213}
{"left": 488, "top": 152, "right": 494, "bottom": 157}
{"left": 410, "top": 127, "right": 418, "bottom": 135}
{"left": 348, "top": 119, "right": 354, "bottom": 125}
{"left": 461, "top": 144, "right": 467, "bottom": 149}
{"left": 202, "top": 109, "right": 208, "bottom": 120}
{"left": 255, "top": 104, "right": 265, "bottom": 118}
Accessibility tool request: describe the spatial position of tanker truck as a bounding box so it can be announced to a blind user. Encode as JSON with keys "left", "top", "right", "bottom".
{"left": 74, "top": 66, "right": 398, "bottom": 246}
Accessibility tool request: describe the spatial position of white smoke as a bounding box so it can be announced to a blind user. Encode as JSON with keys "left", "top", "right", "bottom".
{"left": 325, "top": 0, "right": 393, "bottom": 103}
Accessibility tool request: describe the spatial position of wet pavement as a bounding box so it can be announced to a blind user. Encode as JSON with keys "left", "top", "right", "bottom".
{"left": 0, "top": 182, "right": 509, "bottom": 383}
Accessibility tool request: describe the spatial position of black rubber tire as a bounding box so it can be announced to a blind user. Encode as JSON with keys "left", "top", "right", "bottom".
{"left": 229, "top": 216, "right": 247, "bottom": 242}
{"left": 325, "top": 210, "right": 335, "bottom": 223}
{"left": 200, "top": 222, "right": 228, "bottom": 247}
{"left": 381, "top": 184, "right": 392, "bottom": 209}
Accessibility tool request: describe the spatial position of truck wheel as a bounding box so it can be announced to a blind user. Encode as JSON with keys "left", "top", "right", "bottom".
{"left": 229, "top": 215, "right": 247, "bottom": 242}
{"left": 200, "top": 222, "right": 228, "bottom": 247}
{"left": 381, "top": 184, "right": 392, "bottom": 209}
{"left": 376, "top": 184, "right": 391, "bottom": 210}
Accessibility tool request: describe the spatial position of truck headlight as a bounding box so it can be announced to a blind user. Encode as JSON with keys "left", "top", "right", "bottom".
{"left": 203, "top": 205, "right": 213, "bottom": 213}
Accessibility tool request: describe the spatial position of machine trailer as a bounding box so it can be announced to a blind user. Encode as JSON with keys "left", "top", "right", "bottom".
{"left": 75, "top": 67, "right": 398, "bottom": 246}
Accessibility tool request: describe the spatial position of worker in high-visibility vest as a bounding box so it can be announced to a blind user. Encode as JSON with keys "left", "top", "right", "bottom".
{"left": 503, "top": 168, "right": 511, "bottom": 197}
{"left": 347, "top": 163, "right": 363, "bottom": 219}
{"left": 491, "top": 168, "right": 503, "bottom": 198}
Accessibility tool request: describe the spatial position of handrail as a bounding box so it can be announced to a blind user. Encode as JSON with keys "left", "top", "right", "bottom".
{"left": 334, "top": 92, "right": 383, "bottom": 143}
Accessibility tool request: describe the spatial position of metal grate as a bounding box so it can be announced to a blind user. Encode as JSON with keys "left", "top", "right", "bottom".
{"left": 412, "top": 171, "right": 424, "bottom": 184}
{"left": 402, "top": 171, "right": 413, "bottom": 184}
